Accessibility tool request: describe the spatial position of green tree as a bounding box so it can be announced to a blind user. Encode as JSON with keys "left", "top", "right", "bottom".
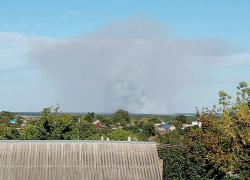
{"left": 167, "top": 120, "right": 179, "bottom": 128}
{"left": 143, "top": 122, "right": 156, "bottom": 136}
{"left": 0, "top": 111, "right": 16, "bottom": 125}
{"left": 123, "top": 125, "right": 140, "bottom": 134}
{"left": 148, "top": 117, "right": 162, "bottom": 124}
{"left": 70, "top": 117, "right": 101, "bottom": 140}
{"left": 20, "top": 124, "right": 40, "bottom": 140}
{"left": 108, "top": 129, "right": 137, "bottom": 141}
{"left": 176, "top": 115, "right": 187, "bottom": 125}
{"left": 16, "top": 116, "right": 24, "bottom": 127}
{"left": 100, "top": 118, "right": 112, "bottom": 127}
{"left": 112, "top": 109, "right": 130, "bottom": 124}
{"left": 21, "top": 107, "right": 76, "bottom": 140}
{"left": 82, "top": 114, "right": 93, "bottom": 123}
{"left": 157, "top": 130, "right": 186, "bottom": 145}
{"left": 96, "top": 114, "right": 104, "bottom": 121}
{"left": 158, "top": 147, "right": 211, "bottom": 180}
{"left": 71, "top": 114, "right": 80, "bottom": 124}
{"left": 182, "top": 82, "right": 250, "bottom": 179}
{"left": 87, "top": 112, "right": 95, "bottom": 119}
{"left": 0, "top": 126, "right": 20, "bottom": 140}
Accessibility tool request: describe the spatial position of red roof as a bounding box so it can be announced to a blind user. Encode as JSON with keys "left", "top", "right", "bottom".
{"left": 95, "top": 122, "right": 106, "bottom": 128}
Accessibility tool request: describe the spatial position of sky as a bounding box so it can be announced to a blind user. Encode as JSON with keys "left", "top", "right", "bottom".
{"left": 1, "top": 0, "right": 250, "bottom": 114}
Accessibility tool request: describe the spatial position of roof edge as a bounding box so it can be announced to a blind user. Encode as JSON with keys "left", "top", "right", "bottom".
{"left": 0, "top": 140, "right": 156, "bottom": 144}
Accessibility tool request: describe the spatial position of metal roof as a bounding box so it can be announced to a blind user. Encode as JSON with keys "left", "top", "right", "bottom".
{"left": 160, "top": 124, "right": 173, "bottom": 129}
{"left": 9, "top": 119, "right": 17, "bottom": 123}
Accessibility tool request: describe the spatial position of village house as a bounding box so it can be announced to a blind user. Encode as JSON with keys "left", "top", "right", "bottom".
{"left": 181, "top": 121, "right": 202, "bottom": 129}
{"left": 92, "top": 120, "right": 106, "bottom": 128}
{"left": 157, "top": 124, "right": 176, "bottom": 134}
{"left": 192, "top": 121, "right": 202, "bottom": 128}
{"left": 154, "top": 122, "right": 166, "bottom": 129}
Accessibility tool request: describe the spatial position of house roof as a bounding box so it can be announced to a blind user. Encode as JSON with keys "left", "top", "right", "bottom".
{"left": 139, "top": 128, "right": 143, "bottom": 132}
{"left": 0, "top": 140, "right": 162, "bottom": 180}
{"left": 9, "top": 119, "right": 17, "bottom": 123}
{"left": 94, "top": 122, "right": 106, "bottom": 128}
{"left": 160, "top": 124, "right": 173, "bottom": 129}
{"left": 92, "top": 120, "right": 100, "bottom": 124}
{"left": 192, "top": 121, "right": 202, "bottom": 127}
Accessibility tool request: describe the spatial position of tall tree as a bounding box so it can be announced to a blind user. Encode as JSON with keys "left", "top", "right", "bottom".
{"left": 112, "top": 109, "right": 130, "bottom": 124}
{"left": 21, "top": 107, "right": 75, "bottom": 140}
{"left": 0, "top": 111, "right": 16, "bottom": 125}
{"left": 176, "top": 115, "right": 187, "bottom": 125}
{"left": 183, "top": 82, "right": 250, "bottom": 179}
{"left": 108, "top": 129, "right": 137, "bottom": 141}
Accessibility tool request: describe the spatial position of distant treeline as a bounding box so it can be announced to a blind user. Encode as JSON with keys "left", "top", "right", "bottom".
{"left": 13, "top": 112, "right": 197, "bottom": 123}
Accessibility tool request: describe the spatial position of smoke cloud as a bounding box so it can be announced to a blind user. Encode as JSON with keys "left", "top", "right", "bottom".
{"left": 28, "top": 14, "right": 238, "bottom": 114}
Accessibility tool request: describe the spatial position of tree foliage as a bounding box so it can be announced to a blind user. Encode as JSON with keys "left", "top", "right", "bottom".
{"left": 112, "top": 109, "right": 130, "bottom": 124}
{"left": 142, "top": 121, "right": 156, "bottom": 136}
{"left": 176, "top": 115, "right": 187, "bottom": 124}
{"left": 108, "top": 129, "right": 137, "bottom": 141}
{"left": 148, "top": 117, "right": 162, "bottom": 124}
{"left": 167, "top": 120, "right": 179, "bottom": 128}
{"left": 182, "top": 82, "right": 250, "bottom": 179}
{"left": 82, "top": 114, "right": 93, "bottom": 123}
{"left": 0, "top": 126, "right": 20, "bottom": 140}
{"left": 20, "top": 107, "right": 76, "bottom": 140}
{"left": 0, "top": 111, "right": 16, "bottom": 125}
{"left": 158, "top": 147, "right": 212, "bottom": 180}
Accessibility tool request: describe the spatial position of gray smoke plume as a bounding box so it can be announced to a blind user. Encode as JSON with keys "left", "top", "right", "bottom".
{"left": 28, "top": 14, "right": 237, "bottom": 114}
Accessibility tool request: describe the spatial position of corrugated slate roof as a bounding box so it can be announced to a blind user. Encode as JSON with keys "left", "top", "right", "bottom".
{"left": 0, "top": 140, "right": 162, "bottom": 180}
